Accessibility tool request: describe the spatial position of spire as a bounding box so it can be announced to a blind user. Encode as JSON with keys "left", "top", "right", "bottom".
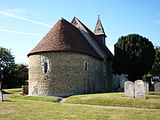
{"left": 94, "top": 15, "right": 106, "bottom": 36}
{"left": 94, "top": 15, "right": 106, "bottom": 45}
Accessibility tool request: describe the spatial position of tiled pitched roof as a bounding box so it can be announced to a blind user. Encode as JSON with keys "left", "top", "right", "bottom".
{"left": 28, "top": 18, "right": 101, "bottom": 59}
{"left": 71, "top": 17, "right": 113, "bottom": 60}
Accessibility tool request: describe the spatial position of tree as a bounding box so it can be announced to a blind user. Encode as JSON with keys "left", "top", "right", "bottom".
{"left": 14, "top": 64, "right": 28, "bottom": 87}
{"left": 0, "top": 47, "right": 28, "bottom": 88}
{"left": 150, "top": 46, "right": 160, "bottom": 76}
{"left": 113, "top": 34, "right": 155, "bottom": 82}
{"left": 0, "top": 47, "right": 15, "bottom": 87}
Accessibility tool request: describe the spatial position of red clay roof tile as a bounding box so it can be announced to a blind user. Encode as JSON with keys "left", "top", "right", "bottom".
{"left": 28, "top": 18, "right": 101, "bottom": 59}
{"left": 71, "top": 17, "right": 113, "bottom": 60}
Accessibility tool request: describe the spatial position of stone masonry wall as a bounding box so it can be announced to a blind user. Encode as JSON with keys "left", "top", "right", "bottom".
{"left": 28, "top": 52, "right": 106, "bottom": 97}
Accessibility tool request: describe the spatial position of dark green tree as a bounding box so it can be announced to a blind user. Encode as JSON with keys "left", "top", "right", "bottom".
{"left": 0, "top": 47, "right": 15, "bottom": 87}
{"left": 0, "top": 47, "right": 28, "bottom": 88}
{"left": 113, "top": 34, "right": 155, "bottom": 82}
{"left": 150, "top": 46, "right": 160, "bottom": 76}
{"left": 14, "top": 64, "right": 28, "bottom": 87}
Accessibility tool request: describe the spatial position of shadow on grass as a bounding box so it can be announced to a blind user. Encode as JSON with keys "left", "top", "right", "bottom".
{"left": 2, "top": 91, "right": 13, "bottom": 94}
{"left": 3, "top": 99, "right": 15, "bottom": 102}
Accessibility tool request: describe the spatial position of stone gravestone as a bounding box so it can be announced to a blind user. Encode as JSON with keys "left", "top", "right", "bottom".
{"left": 154, "top": 82, "right": 160, "bottom": 95}
{"left": 0, "top": 81, "right": 3, "bottom": 102}
{"left": 135, "top": 80, "right": 146, "bottom": 98}
{"left": 144, "top": 82, "right": 149, "bottom": 94}
{"left": 0, "top": 90, "right": 3, "bottom": 102}
{"left": 124, "top": 81, "right": 134, "bottom": 97}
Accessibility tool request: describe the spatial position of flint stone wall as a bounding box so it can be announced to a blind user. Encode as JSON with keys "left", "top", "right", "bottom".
{"left": 28, "top": 52, "right": 107, "bottom": 97}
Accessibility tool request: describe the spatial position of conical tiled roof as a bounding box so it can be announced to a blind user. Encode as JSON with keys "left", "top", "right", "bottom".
{"left": 28, "top": 18, "right": 101, "bottom": 59}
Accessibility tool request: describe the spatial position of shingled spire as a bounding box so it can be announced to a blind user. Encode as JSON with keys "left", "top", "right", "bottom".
{"left": 94, "top": 15, "right": 106, "bottom": 45}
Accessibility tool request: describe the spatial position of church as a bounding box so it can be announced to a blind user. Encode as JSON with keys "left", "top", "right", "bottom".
{"left": 27, "top": 17, "right": 119, "bottom": 97}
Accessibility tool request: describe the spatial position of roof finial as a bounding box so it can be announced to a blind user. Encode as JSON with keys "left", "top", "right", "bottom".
{"left": 98, "top": 15, "right": 100, "bottom": 19}
{"left": 61, "top": 17, "right": 64, "bottom": 20}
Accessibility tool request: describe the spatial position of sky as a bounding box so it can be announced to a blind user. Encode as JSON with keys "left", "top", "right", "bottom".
{"left": 0, "top": 0, "right": 160, "bottom": 64}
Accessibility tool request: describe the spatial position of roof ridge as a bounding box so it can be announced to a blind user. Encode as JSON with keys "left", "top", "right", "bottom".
{"left": 71, "top": 17, "right": 107, "bottom": 59}
{"left": 28, "top": 18, "right": 102, "bottom": 59}
{"left": 71, "top": 17, "right": 113, "bottom": 60}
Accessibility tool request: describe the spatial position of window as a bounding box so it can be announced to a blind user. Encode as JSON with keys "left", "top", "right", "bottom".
{"left": 44, "top": 61, "right": 48, "bottom": 73}
{"left": 42, "top": 60, "right": 49, "bottom": 74}
{"left": 84, "top": 61, "right": 88, "bottom": 71}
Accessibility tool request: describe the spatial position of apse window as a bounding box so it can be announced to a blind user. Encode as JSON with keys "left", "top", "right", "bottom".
{"left": 84, "top": 61, "right": 88, "bottom": 71}
{"left": 42, "top": 60, "right": 49, "bottom": 74}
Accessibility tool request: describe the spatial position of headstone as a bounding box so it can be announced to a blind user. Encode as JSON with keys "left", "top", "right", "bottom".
{"left": 154, "top": 82, "right": 160, "bottom": 95}
{"left": 144, "top": 82, "right": 149, "bottom": 94}
{"left": 135, "top": 80, "right": 146, "bottom": 98}
{"left": 124, "top": 81, "right": 135, "bottom": 97}
{"left": 0, "top": 90, "right": 3, "bottom": 102}
{"left": 22, "top": 85, "right": 28, "bottom": 95}
{"left": 0, "top": 81, "right": 3, "bottom": 102}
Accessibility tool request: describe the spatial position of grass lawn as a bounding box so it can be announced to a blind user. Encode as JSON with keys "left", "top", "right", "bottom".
{"left": 65, "top": 92, "right": 160, "bottom": 109}
{"left": 0, "top": 88, "right": 160, "bottom": 120}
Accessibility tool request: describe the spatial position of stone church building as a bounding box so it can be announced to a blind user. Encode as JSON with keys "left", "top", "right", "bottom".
{"left": 27, "top": 17, "right": 118, "bottom": 97}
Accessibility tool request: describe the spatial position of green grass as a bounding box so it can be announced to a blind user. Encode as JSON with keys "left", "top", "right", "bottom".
{"left": 1, "top": 88, "right": 160, "bottom": 120}
{"left": 9, "top": 94, "right": 59, "bottom": 102}
{"left": 1, "top": 97, "right": 160, "bottom": 120}
{"left": 65, "top": 92, "right": 160, "bottom": 109}
{"left": 3, "top": 88, "right": 22, "bottom": 93}
{"left": 3, "top": 88, "right": 59, "bottom": 102}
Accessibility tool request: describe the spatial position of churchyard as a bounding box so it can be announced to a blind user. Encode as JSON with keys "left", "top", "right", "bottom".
{"left": 0, "top": 88, "right": 160, "bottom": 120}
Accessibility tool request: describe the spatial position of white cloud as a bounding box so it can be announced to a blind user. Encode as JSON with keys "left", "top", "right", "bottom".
{"left": 0, "top": 28, "right": 41, "bottom": 36}
{"left": 0, "top": 11, "right": 52, "bottom": 27}
{"left": 5, "top": 8, "right": 30, "bottom": 14}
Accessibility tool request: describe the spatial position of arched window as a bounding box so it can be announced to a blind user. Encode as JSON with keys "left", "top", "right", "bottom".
{"left": 42, "top": 60, "right": 49, "bottom": 74}
{"left": 44, "top": 61, "right": 48, "bottom": 73}
{"left": 84, "top": 61, "right": 88, "bottom": 71}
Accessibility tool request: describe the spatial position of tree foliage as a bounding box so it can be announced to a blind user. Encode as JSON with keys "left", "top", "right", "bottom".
{"left": 0, "top": 47, "right": 15, "bottom": 83}
{"left": 14, "top": 64, "right": 28, "bottom": 87}
{"left": 150, "top": 46, "right": 160, "bottom": 76}
{"left": 113, "top": 34, "right": 155, "bottom": 81}
{"left": 0, "top": 47, "right": 28, "bottom": 88}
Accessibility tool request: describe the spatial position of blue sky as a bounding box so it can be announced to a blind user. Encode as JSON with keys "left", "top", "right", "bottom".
{"left": 0, "top": 0, "right": 160, "bottom": 64}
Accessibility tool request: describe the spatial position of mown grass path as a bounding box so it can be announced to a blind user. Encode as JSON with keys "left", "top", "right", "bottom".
{"left": 62, "top": 102, "right": 160, "bottom": 111}
{"left": 1, "top": 89, "right": 160, "bottom": 120}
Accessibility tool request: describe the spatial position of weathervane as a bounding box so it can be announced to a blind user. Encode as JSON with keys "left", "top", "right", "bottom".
{"left": 98, "top": 15, "right": 100, "bottom": 19}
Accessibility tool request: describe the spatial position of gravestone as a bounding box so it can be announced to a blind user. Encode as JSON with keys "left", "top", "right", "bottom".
{"left": 0, "top": 90, "right": 3, "bottom": 102}
{"left": 135, "top": 80, "right": 146, "bottom": 98}
{"left": 144, "top": 82, "right": 149, "bottom": 94}
{"left": 124, "top": 81, "right": 134, "bottom": 97}
{"left": 154, "top": 82, "right": 160, "bottom": 95}
{"left": 0, "top": 81, "right": 3, "bottom": 102}
{"left": 22, "top": 85, "right": 28, "bottom": 95}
